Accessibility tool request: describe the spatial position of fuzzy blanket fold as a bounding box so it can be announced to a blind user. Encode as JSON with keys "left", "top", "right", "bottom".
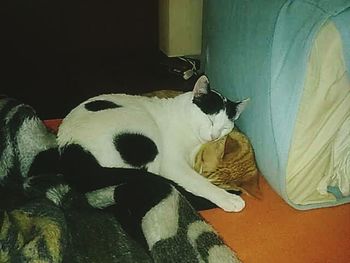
{"left": 0, "top": 97, "right": 240, "bottom": 263}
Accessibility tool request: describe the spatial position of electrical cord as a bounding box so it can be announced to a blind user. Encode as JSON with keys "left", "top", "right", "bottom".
{"left": 178, "top": 57, "right": 198, "bottom": 80}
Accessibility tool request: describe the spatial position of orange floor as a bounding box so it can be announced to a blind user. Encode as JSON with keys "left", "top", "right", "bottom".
{"left": 200, "top": 176, "right": 350, "bottom": 263}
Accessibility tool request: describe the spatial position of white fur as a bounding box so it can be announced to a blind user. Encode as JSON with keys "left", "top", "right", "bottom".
{"left": 57, "top": 82, "right": 246, "bottom": 212}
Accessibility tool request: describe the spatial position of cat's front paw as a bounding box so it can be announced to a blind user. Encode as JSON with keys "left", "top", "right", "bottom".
{"left": 218, "top": 193, "right": 245, "bottom": 212}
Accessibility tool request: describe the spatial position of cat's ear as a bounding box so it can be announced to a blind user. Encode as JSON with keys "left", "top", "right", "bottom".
{"left": 193, "top": 75, "right": 210, "bottom": 97}
{"left": 233, "top": 98, "right": 250, "bottom": 120}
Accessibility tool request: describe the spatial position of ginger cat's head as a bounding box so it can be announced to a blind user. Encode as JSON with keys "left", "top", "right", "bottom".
{"left": 194, "top": 129, "right": 261, "bottom": 198}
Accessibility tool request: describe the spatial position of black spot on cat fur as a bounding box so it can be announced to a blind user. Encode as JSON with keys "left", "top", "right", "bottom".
{"left": 84, "top": 100, "right": 121, "bottom": 111}
{"left": 225, "top": 100, "right": 240, "bottom": 120}
{"left": 192, "top": 91, "right": 225, "bottom": 115}
{"left": 114, "top": 133, "right": 158, "bottom": 168}
{"left": 60, "top": 144, "right": 164, "bottom": 193}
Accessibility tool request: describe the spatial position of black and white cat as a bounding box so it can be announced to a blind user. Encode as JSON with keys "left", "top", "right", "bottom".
{"left": 0, "top": 93, "right": 242, "bottom": 262}
{"left": 57, "top": 75, "right": 248, "bottom": 212}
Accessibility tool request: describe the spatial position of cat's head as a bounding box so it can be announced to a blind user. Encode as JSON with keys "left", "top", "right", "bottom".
{"left": 190, "top": 75, "right": 249, "bottom": 142}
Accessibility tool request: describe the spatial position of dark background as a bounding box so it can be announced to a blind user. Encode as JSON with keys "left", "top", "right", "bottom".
{"left": 1, "top": 0, "right": 193, "bottom": 119}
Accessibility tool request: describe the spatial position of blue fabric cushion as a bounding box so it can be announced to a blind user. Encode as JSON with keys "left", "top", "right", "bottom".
{"left": 203, "top": 0, "right": 350, "bottom": 209}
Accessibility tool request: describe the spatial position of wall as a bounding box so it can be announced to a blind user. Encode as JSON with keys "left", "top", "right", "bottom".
{"left": 0, "top": 0, "right": 158, "bottom": 118}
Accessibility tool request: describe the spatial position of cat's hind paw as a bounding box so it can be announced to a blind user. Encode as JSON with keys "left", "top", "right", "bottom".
{"left": 219, "top": 193, "right": 245, "bottom": 212}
